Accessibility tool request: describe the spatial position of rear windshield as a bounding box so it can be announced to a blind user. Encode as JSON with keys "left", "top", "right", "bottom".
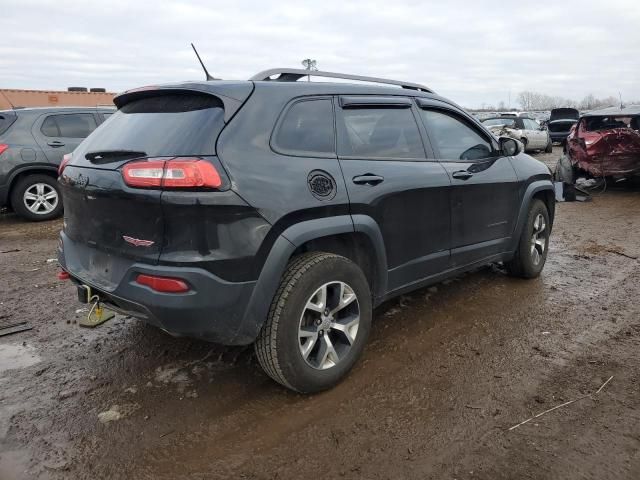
{"left": 75, "top": 93, "right": 225, "bottom": 157}
{"left": 0, "top": 112, "right": 17, "bottom": 136}
{"left": 584, "top": 116, "right": 640, "bottom": 132}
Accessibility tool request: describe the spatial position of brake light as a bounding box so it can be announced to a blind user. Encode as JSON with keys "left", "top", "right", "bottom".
{"left": 122, "top": 158, "right": 222, "bottom": 189}
{"left": 0, "top": 144, "right": 8, "bottom": 156}
{"left": 59, "top": 153, "right": 72, "bottom": 175}
{"left": 136, "top": 274, "right": 190, "bottom": 293}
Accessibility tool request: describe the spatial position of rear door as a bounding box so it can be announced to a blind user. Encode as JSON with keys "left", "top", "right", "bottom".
{"left": 33, "top": 111, "right": 98, "bottom": 164}
{"left": 416, "top": 100, "right": 520, "bottom": 266}
{"left": 336, "top": 96, "right": 451, "bottom": 292}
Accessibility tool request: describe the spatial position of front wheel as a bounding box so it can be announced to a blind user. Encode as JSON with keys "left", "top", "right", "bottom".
{"left": 255, "top": 252, "right": 372, "bottom": 393}
{"left": 505, "top": 199, "right": 550, "bottom": 278}
{"left": 545, "top": 137, "right": 553, "bottom": 153}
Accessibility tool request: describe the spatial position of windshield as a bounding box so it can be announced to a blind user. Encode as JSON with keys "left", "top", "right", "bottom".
{"left": 74, "top": 93, "right": 225, "bottom": 158}
{"left": 482, "top": 118, "right": 516, "bottom": 128}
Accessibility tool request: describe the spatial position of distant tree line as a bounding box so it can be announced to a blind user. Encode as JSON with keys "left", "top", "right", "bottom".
{"left": 515, "top": 91, "right": 626, "bottom": 111}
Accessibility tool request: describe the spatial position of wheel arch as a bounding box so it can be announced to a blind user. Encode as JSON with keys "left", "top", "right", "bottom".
{"left": 232, "top": 215, "right": 388, "bottom": 344}
{"left": 510, "top": 181, "right": 555, "bottom": 252}
{"left": 7, "top": 165, "right": 59, "bottom": 201}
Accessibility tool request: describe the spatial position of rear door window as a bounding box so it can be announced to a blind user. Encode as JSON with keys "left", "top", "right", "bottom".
{"left": 420, "top": 109, "right": 493, "bottom": 161}
{"left": 74, "top": 93, "right": 225, "bottom": 158}
{"left": 337, "top": 106, "right": 424, "bottom": 159}
{"left": 272, "top": 98, "right": 335, "bottom": 156}
{"left": 41, "top": 113, "right": 97, "bottom": 138}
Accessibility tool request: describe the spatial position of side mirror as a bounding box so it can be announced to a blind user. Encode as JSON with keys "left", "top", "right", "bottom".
{"left": 499, "top": 137, "right": 522, "bottom": 156}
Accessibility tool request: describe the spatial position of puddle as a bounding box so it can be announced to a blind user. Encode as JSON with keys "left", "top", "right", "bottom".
{"left": 0, "top": 343, "right": 41, "bottom": 373}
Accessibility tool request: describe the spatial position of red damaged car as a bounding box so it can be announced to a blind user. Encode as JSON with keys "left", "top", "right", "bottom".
{"left": 566, "top": 106, "right": 640, "bottom": 178}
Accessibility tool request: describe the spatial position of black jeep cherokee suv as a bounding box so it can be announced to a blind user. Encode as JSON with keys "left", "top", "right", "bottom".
{"left": 0, "top": 106, "right": 113, "bottom": 220}
{"left": 58, "top": 69, "right": 555, "bottom": 393}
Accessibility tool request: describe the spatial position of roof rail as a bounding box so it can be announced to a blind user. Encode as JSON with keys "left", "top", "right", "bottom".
{"left": 249, "top": 68, "right": 433, "bottom": 93}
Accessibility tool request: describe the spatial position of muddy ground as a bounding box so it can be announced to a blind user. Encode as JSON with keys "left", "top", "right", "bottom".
{"left": 1, "top": 147, "right": 639, "bottom": 480}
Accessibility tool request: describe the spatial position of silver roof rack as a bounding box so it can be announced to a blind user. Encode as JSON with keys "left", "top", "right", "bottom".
{"left": 249, "top": 68, "right": 433, "bottom": 93}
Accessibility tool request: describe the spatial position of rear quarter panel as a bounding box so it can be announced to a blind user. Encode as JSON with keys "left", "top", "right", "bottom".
{"left": 216, "top": 85, "right": 351, "bottom": 269}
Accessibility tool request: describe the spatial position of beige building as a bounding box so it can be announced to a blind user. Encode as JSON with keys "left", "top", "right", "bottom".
{"left": 0, "top": 88, "right": 116, "bottom": 110}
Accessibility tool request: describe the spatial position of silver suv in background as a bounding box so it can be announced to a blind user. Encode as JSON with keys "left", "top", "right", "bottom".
{"left": 0, "top": 106, "right": 114, "bottom": 220}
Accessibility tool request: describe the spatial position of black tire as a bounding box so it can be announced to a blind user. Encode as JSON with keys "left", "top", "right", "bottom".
{"left": 505, "top": 199, "right": 550, "bottom": 278}
{"left": 255, "top": 252, "right": 372, "bottom": 393}
{"left": 10, "top": 174, "right": 63, "bottom": 221}
{"left": 545, "top": 137, "right": 553, "bottom": 153}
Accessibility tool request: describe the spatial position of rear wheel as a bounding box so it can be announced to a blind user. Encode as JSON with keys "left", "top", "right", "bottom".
{"left": 505, "top": 199, "right": 550, "bottom": 278}
{"left": 255, "top": 252, "right": 372, "bottom": 393}
{"left": 545, "top": 137, "right": 553, "bottom": 153}
{"left": 10, "top": 174, "right": 63, "bottom": 221}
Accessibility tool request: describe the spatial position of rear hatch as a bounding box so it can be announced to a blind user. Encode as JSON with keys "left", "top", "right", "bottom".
{"left": 59, "top": 85, "right": 252, "bottom": 288}
{"left": 548, "top": 108, "right": 579, "bottom": 133}
{"left": 550, "top": 108, "right": 579, "bottom": 122}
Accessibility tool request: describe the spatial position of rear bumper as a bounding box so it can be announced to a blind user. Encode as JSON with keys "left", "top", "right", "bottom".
{"left": 58, "top": 233, "right": 258, "bottom": 345}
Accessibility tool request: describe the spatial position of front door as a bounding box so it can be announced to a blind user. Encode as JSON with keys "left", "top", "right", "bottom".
{"left": 417, "top": 103, "right": 520, "bottom": 267}
{"left": 335, "top": 96, "right": 451, "bottom": 293}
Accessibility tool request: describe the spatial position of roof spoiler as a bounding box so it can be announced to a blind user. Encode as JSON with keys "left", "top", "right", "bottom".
{"left": 113, "top": 84, "right": 253, "bottom": 123}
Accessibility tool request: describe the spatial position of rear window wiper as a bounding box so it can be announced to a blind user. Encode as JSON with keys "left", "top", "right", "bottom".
{"left": 85, "top": 150, "right": 147, "bottom": 163}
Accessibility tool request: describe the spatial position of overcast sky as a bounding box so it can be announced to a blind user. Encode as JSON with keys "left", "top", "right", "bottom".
{"left": 2, "top": 0, "right": 639, "bottom": 108}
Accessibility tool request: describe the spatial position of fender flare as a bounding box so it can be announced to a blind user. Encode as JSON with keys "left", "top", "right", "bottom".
{"left": 232, "top": 214, "right": 388, "bottom": 344}
{"left": 8, "top": 164, "right": 58, "bottom": 184}
{"left": 509, "top": 180, "right": 555, "bottom": 252}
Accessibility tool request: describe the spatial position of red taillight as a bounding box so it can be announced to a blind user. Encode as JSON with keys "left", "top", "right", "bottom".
{"left": 57, "top": 270, "right": 70, "bottom": 280}
{"left": 122, "top": 158, "right": 222, "bottom": 189}
{"left": 136, "top": 274, "right": 190, "bottom": 293}
{"left": 0, "top": 144, "right": 8, "bottom": 156}
{"left": 58, "top": 153, "right": 72, "bottom": 175}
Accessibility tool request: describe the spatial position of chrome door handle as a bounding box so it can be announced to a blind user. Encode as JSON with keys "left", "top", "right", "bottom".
{"left": 451, "top": 170, "right": 473, "bottom": 180}
{"left": 353, "top": 174, "right": 384, "bottom": 185}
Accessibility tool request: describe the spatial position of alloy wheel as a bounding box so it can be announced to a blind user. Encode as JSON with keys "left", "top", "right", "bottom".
{"left": 298, "top": 281, "right": 360, "bottom": 370}
{"left": 530, "top": 213, "right": 547, "bottom": 265}
{"left": 23, "top": 183, "right": 59, "bottom": 215}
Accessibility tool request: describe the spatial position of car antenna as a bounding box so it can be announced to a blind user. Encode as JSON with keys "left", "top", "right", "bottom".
{"left": 191, "top": 43, "right": 216, "bottom": 81}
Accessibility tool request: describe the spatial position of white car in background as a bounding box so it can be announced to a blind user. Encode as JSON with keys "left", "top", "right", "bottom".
{"left": 481, "top": 116, "right": 553, "bottom": 153}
